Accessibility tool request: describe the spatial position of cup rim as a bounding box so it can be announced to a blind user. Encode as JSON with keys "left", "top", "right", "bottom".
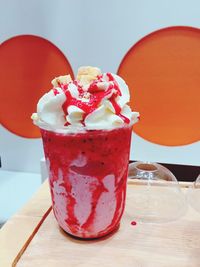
{"left": 34, "top": 119, "right": 135, "bottom": 134}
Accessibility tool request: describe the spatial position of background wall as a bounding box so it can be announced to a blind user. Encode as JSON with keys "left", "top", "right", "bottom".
{"left": 1, "top": 0, "right": 200, "bottom": 173}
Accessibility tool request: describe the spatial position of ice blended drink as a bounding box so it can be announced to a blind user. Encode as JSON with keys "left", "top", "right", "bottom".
{"left": 32, "top": 66, "right": 139, "bottom": 238}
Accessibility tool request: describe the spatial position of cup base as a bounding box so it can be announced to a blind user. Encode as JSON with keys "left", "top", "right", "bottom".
{"left": 59, "top": 223, "right": 120, "bottom": 240}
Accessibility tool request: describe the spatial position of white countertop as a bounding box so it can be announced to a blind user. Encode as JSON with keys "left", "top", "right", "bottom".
{"left": 0, "top": 170, "right": 42, "bottom": 223}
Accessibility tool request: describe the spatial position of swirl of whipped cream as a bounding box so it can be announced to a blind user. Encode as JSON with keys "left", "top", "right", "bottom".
{"left": 32, "top": 66, "right": 139, "bottom": 131}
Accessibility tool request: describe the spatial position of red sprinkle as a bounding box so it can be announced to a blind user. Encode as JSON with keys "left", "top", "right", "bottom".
{"left": 97, "top": 74, "right": 103, "bottom": 80}
{"left": 53, "top": 88, "right": 60, "bottom": 96}
{"left": 61, "top": 83, "right": 69, "bottom": 91}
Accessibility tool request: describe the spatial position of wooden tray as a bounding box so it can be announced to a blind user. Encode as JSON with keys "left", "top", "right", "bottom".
{"left": 13, "top": 181, "right": 200, "bottom": 267}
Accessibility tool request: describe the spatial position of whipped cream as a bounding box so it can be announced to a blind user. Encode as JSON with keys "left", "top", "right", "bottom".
{"left": 32, "top": 66, "right": 139, "bottom": 131}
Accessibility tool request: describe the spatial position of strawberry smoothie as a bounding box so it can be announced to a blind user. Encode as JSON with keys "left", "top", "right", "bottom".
{"left": 32, "top": 66, "right": 139, "bottom": 238}
{"left": 41, "top": 125, "right": 132, "bottom": 238}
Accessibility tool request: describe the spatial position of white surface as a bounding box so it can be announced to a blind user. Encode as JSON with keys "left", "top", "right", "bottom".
{"left": 0, "top": 125, "right": 44, "bottom": 173}
{"left": 41, "top": 157, "right": 48, "bottom": 182}
{"left": 0, "top": 170, "right": 42, "bottom": 223}
{"left": 1, "top": 0, "right": 200, "bottom": 172}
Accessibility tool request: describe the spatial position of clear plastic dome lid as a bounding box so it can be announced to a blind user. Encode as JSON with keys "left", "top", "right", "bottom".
{"left": 187, "top": 174, "right": 200, "bottom": 214}
{"left": 128, "top": 162, "right": 186, "bottom": 223}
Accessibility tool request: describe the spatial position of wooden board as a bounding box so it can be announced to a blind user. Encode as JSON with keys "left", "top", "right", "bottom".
{"left": 0, "top": 180, "right": 51, "bottom": 267}
{"left": 15, "top": 183, "right": 200, "bottom": 267}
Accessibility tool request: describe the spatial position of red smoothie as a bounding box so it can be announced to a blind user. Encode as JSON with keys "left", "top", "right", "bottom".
{"left": 41, "top": 125, "right": 132, "bottom": 238}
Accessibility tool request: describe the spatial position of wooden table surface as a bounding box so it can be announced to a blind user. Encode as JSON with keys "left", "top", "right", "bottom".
{"left": 0, "top": 180, "right": 200, "bottom": 267}
{"left": 0, "top": 180, "right": 51, "bottom": 267}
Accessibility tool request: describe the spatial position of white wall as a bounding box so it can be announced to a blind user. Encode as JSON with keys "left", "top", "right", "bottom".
{"left": 1, "top": 0, "right": 200, "bottom": 172}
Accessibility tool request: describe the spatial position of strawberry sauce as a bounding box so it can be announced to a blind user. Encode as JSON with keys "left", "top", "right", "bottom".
{"left": 41, "top": 125, "right": 132, "bottom": 238}
{"left": 56, "top": 73, "right": 129, "bottom": 125}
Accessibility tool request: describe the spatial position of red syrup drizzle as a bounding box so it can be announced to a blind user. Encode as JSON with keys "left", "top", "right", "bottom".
{"left": 106, "top": 73, "right": 122, "bottom": 96}
{"left": 81, "top": 181, "right": 108, "bottom": 231}
{"left": 109, "top": 177, "right": 127, "bottom": 232}
{"left": 131, "top": 221, "right": 137, "bottom": 226}
{"left": 64, "top": 180, "right": 80, "bottom": 234}
{"left": 119, "top": 114, "right": 130, "bottom": 124}
{"left": 55, "top": 72, "right": 130, "bottom": 125}
{"left": 106, "top": 72, "right": 114, "bottom": 81}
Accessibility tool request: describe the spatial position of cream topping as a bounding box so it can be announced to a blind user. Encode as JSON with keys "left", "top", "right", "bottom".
{"left": 32, "top": 66, "right": 139, "bottom": 130}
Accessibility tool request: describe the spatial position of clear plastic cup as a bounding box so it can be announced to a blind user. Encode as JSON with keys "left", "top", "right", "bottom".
{"left": 187, "top": 174, "right": 200, "bottom": 214}
{"left": 40, "top": 125, "right": 133, "bottom": 238}
{"left": 128, "top": 161, "right": 186, "bottom": 223}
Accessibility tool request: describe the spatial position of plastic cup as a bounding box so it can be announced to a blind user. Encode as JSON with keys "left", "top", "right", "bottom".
{"left": 40, "top": 125, "right": 133, "bottom": 238}
{"left": 187, "top": 174, "right": 200, "bottom": 214}
{"left": 128, "top": 161, "right": 186, "bottom": 223}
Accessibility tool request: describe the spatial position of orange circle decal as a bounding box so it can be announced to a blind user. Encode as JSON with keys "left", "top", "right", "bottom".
{"left": 118, "top": 26, "right": 200, "bottom": 146}
{"left": 0, "top": 35, "right": 74, "bottom": 138}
